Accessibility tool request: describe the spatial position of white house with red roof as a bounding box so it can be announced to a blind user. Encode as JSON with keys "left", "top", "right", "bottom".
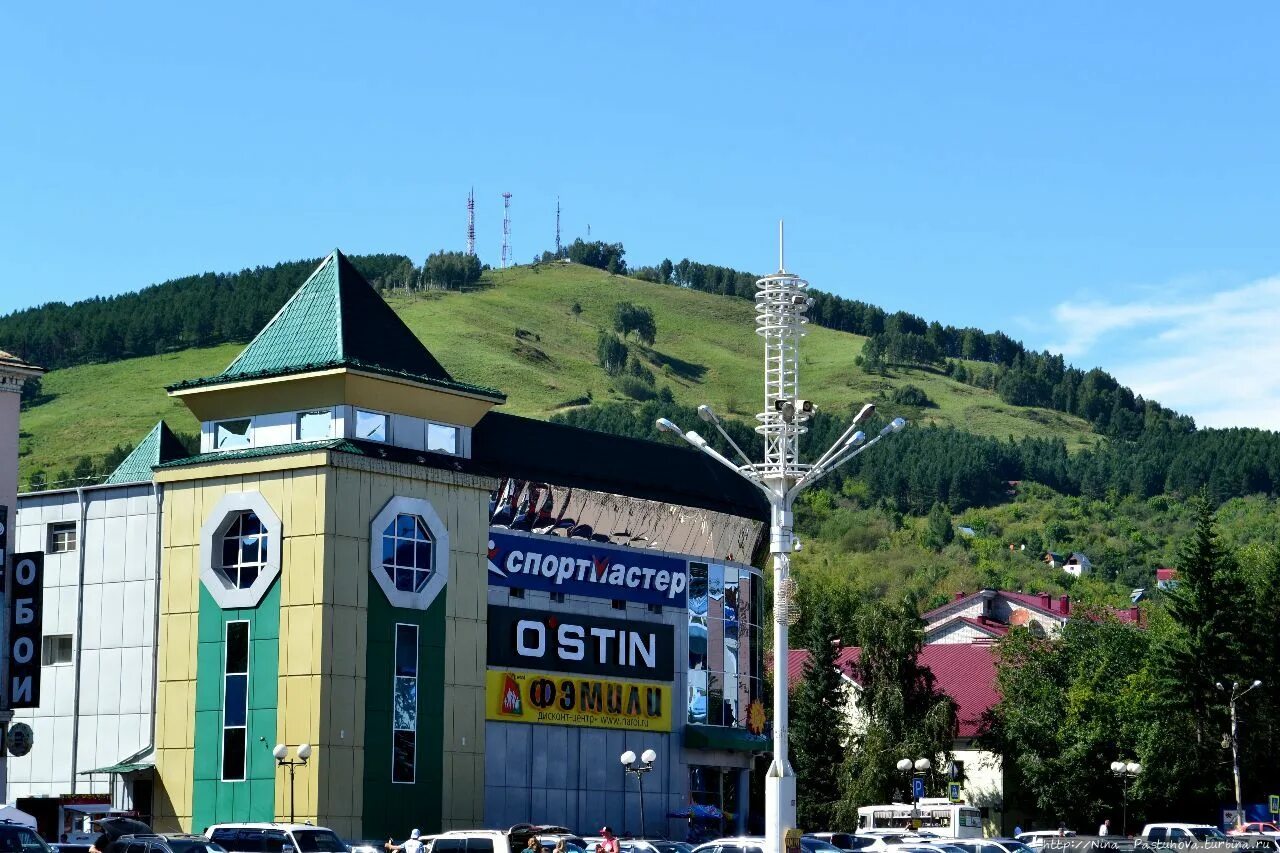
{"left": 923, "top": 588, "right": 1142, "bottom": 644}
{"left": 787, "top": 644, "right": 1006, "bottom": 834}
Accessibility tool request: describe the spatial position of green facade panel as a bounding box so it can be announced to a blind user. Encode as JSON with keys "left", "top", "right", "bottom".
{"left": 361, "top": 576, "right": 446, "bottom": 839}
{"left": 192, "top": 583, "right": 281, "bottom": 831}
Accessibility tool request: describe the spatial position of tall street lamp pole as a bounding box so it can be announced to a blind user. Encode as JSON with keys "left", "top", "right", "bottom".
{"left": 1109, "top": 760, "right": 1141, "bottom": 837}
{"left": 273, "top": 743, "right": 312, "bottom": 824}
{"left": 655, "top": 224, "right": 907, "bottom": 853}
{"left": 621, "top": 749, "right": 658, "bottom": 838}
{"left": 1217, "top": 679, "right": 1263, "bottom": 827}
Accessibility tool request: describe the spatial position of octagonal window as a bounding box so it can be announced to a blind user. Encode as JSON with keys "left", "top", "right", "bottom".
{"left": 220, "top": 511, "right": 270, "bottom": 589}
{"left": 200, "top": 492, "right": 283, "bottom": 610}
{"left": 382, "top": 513, "right": 433, "bottom": 593}
{"left": 370, "top": 496, "right": 449, "bottom": 610}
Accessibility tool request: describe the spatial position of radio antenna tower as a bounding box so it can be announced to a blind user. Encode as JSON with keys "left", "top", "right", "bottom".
{"left": 555, "top": 197, "right": 562, "bottom": 256}
{"left": 465, "top": 188, "right": 476, "bottom": 256}
{"left": 501, "top": 192, "right": 512, "bottom": 268}
{"left": 655, "top": 220, "right": 907, "bottom": 853}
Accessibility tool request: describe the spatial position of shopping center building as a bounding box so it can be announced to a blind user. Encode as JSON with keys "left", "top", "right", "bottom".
{"left": 7, "top": 251, "right": 770, "bottom": 840}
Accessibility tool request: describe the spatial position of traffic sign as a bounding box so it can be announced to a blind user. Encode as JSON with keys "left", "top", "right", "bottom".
{"left": 1269, "top": 794, "right": 1279, "bottom": 815}
{"left": 6, "top": 723, "right": 33, "bottom": 757}
{"left": 948, "top": 782, "right": 962, "bottom": 802}
{"left": 913, "top": 777, "right": 926, "bottom": 800}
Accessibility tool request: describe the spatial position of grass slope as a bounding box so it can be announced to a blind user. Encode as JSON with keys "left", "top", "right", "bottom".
{"left": 17, "top": 263, "right": 1097, "bottom": 482}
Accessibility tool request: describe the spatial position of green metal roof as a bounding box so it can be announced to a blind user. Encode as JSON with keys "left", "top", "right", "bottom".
{"left": 155, "top": 438, "right": 347, "bottom": 469}
{"left": 168, "top": 250, "right": 504, "bottom": 400}
{"left": 79, "top": 762, "right": 154, "bottom": 775}
{"left": 104, "top": 421, "right": 189, "bottom": 484}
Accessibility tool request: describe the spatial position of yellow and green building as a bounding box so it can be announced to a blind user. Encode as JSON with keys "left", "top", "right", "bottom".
{"left": 24, "top": 250, "right": 769, "bottom": 839}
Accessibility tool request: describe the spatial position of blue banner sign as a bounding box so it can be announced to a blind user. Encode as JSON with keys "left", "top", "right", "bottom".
{"left": 488, "top": 529, "right": 688, "bottom": 607}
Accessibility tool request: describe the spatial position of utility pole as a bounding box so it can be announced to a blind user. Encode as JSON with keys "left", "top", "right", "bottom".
{"left": 655, "top": 222, "right": 906, "bottom": 853}
{"left": 1218, "top": 679, "right": 1263, "bottom": 827}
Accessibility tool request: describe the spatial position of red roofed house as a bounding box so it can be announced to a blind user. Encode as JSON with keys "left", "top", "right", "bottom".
{"left": 788, "top": 644, "right": 1005, "bottom": 835}
{"left": 923, "top": 588, "right": 1143, "bottom": 643}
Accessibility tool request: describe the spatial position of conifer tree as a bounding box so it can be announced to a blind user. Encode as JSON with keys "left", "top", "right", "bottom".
{"left": 790, "top": 606, "right": 847, "bottom": 831}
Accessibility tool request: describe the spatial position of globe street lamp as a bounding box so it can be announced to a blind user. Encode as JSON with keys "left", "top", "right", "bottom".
{"left": 656, "top": 224, "right": 907, "bottom": 853}
{"left": 897, "top": 758, "right": 932, "bottom": 821}
{"left": 1109, "top": 760, "right": 1141, "bottom": 837}
{"left": 273, "top": 742, "right": 312, "bottom": 823}
{"left": 622, "top": 748, "right": 658, "bottom": 837}
{"left": 1217, "top": 679, "right": 1263, "bottom": 827}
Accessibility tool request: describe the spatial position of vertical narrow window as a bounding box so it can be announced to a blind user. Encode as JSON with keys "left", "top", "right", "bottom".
{"left": 392, "top": 623, "right": 418, "bottom": 783}
{"left": 222, "top": 621, "right": 250, "bottom": 781}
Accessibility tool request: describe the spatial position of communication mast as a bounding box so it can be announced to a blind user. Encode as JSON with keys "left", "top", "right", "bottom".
{"left": 555, "top": 197, "right": 561, "bottom": 256}
{"left": 501, "top": 192, "right": 512, "bottom": 268}
{"left": 466, "top": 188, "right": 475, "bottom": 256}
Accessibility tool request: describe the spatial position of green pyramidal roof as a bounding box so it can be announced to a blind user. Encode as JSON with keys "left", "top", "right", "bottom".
{"left": 168, "top": 250, "right": 503, "bottom": 399}
{"left": 104, "top": 421, "right": 189, "bottom": 484}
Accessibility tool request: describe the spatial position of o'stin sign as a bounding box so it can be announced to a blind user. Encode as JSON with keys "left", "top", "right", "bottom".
{"left": 487, "top": 529, "right": 688, "bottom": 607}
{"left": 8, "top": 552, "right": 43, "bottom": 709}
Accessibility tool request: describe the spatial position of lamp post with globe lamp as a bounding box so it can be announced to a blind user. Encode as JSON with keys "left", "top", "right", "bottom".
{"left": 897, "top": 758, "right": 932, "bottom": 822}
{"left": 655, "top": 224, "right": 907, "bottom": 853}
{"left": 1109, "top": 760, "right": 1141, "bottom": 837}
{"left": 1217, "top": 679, "right": 1263, "bottom": 828}
{"left": 273, "top": 742, "right": 312, "bottom": 824}
{"left": 622, "top": 749, "right": 658, "bottom": 837}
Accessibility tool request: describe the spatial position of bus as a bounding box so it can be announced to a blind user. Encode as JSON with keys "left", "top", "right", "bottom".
{"left": 856, "top": 800, "right": 984, "bottom": 839}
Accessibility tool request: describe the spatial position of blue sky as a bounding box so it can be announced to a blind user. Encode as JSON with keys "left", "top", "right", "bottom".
{"left": 4, "top": 2, "right": 1279, "bottom": 427}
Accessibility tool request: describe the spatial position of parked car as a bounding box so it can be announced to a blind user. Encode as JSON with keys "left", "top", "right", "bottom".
{"left": 689, "top": 836, "right": 767, "bottom": 853}
{"left": 611, "top": 839, "right": 690, "bottom": 853}
{"left": 345, "top": 842, "right": 383, "bottom": 853}
{"left": 205, "top": 824, "right": 347, "bottom": 853}
{"left": 851, "top": 836, "right": 946, "bottom": 852}
{"left": 1231, "top": 837, "right": 1280, "bottom": 853}
{"left": 802, "top": 838, "right": 848, "bottom": 853}
{"left": 950, "top": 839, "right": 1036, "bottom": 853}
{"left": 1139, "top": 825, "right": 1231, "bottom": 847}
{"left": 1231, "top": 827, "right": 1280, "bottom": 839}
{"left": 108, "top": 834, "right": 228, "bottom": 853}
{"left": 0, "top": 822, "right": 53, "bottom": 853}
{"left": 1015, "top": 834, "right": 1077, "bottom": 849}
{"left": 55, "top": 845, "right": 93, "bottom": 853}
{"left": 896, "top": 843, "right": 971, "bottom": 853}
{"left": 430, "top": 826, "right": 582, "bottom": 853}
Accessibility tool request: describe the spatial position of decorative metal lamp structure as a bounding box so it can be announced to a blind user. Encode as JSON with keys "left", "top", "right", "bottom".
{"left": 656, "top": 223, "right": 907, "bottom": 853}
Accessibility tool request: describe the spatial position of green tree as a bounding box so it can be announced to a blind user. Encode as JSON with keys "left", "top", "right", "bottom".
{"left": 839, "top": 598, "right": 957, "bottom": 820}
{"left": 19, "top": 376, "right": 42, "bottom": 408}
{"left": 612, "top": 302, "right": 657, "bottom": 345}
{"left": 792, "top": 608, "right": 848, "bottom": 830}
{"left": 596, "top": 332, "right": 628, "bottom": 376}
{"left": 923, "top": 502, "right": 954, "bottom": 551}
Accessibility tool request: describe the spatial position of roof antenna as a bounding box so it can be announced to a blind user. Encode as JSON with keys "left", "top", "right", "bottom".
{"left": 778, "top": 219, "right": 785, "bottom": 273}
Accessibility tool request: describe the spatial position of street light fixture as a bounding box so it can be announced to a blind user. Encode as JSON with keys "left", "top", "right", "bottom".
{"left": 1109, "top": 760, "right": 1141, "bottom": 837}
{"left": 621, "top": 749, "right": 658, "bottom": 838}
{"left": 273, "top": 742, "right": 312, "bottom": 824}
{"left": 655, "top": 224, "right": 908, "bottom": 853}
{"left": 896, "top": 757, "right": 932, "bottom": 822}
{"left": 1217, "top": 679, "right": 1263, "bottom": 827}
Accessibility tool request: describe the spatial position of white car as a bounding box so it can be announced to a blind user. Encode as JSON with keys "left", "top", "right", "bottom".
{"left": 690, "top": 836, "right": 767, "bottom": 853}
{"left": 1140, "top": 825, "right": 1230, "bottom": 847}
{"left": 205, "top": 824, "right": 347, "bottom": 853}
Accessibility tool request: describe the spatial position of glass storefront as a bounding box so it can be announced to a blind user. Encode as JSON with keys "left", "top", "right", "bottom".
{"left": 688, "top": 562, "right": 765, "bottom": 727}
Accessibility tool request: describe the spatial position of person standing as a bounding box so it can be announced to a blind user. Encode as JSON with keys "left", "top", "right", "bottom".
{"left": 385, "top": 829, "right": 425, "bottom": 853}
{"left": 1098, "top": 820, "right": 1111, "bottom": 837}
{"left": 599, "top": 828, "right": 620, "bottom": 853}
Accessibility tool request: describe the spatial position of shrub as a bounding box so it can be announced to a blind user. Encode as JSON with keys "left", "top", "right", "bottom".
{"left": 617, "top": 376, "right": 657, "bottom": 401}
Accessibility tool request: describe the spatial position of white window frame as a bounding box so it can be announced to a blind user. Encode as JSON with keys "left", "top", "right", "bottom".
{"left": 213, "top": 417, "right": 254, "bottom": 451}
{"left": 200, "top": 492, "right": 284, "bottom": 609}
{"left": 222, "top": 620, "right": 250, "bottom": 782}
{"left": 354, "top": 408, "right": 391, "bottom": 443}
{"left": 296, "top": 409, "right": 333, "bottom": 442}
{"left": 41, "top": 634, "right": 74, "bottom": 666}
{"left": 369, "top": 497, "right": 449, "bottom": 610}
{"left": 392, "top": 622, "right": 419, "bottom": 784}
{"left": 47, "top": 521, "right": 77, "bottom": 554}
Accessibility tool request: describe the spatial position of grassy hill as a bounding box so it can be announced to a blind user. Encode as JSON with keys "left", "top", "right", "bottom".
{"left": 17, "top": 262, "right": 1098, "bottom": 484}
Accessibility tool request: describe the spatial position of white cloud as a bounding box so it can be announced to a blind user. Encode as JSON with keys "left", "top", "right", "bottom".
{"left": 1044, "top": 276, "right": 1280, "bottom": 430}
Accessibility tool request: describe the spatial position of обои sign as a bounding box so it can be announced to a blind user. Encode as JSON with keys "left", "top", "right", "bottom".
{"left": 486, "top": 669, "right": 673, "bottom": 732}
{"left": 8, "top": 552, "right": 43, "bottom": 709}
{"left": 487, "top": 529, "right": 688, "bottom": 607}
{"left": 488, "top": 604, "right": 675, "bottom": 681}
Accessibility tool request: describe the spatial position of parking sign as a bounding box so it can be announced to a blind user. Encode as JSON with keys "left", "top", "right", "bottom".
{"left": 1269, "top": 794, "right": 1279, "bottom": 815}
{"left": 913, "top": 777, "right": 926, "bottom": 800}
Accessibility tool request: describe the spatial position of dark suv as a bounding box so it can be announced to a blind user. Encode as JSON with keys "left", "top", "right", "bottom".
{"left": 0, "top": 822, "right": 52, "bottom": 853}
{"left": 107, "top": 835, "right": 228, "bottom": 853}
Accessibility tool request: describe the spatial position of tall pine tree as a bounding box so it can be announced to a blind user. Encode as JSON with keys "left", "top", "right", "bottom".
{"left": 791, "top": 607, "right": 848, "bottom": 830}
